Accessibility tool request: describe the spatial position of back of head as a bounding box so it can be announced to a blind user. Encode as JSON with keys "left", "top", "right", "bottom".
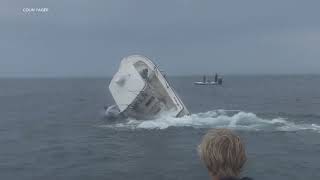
{"left": 198, "top": 128, "right": 247, "bottom": 178}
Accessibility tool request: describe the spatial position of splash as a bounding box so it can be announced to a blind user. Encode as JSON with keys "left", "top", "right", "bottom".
{"left": 100, "top": 110, "right": 320, "bottom": 132}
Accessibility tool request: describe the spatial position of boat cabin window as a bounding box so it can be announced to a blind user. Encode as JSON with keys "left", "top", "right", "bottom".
{"left": 140, "top": 68, "right": 148, "bottom": 80}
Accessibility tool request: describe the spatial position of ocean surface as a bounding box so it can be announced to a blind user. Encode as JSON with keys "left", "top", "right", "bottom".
{"left": 1, "top": 75, "right": 320, "bottom": 180}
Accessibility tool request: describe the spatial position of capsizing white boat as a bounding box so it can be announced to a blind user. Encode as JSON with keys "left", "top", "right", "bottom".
{"left": 106, "top": 55, "right": 190, "bottom": 120}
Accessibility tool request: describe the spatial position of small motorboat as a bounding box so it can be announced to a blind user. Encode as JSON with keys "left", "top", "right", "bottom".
{"left": 106, "top": 55, "right": 190, "bottom": 120}
{"left": 194, "top": 74, "right": 223, "bottom": 85}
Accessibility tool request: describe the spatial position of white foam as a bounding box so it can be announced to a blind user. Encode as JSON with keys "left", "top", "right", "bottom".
{"left": 101, "top": 110, "right": 320, "bottom": 132}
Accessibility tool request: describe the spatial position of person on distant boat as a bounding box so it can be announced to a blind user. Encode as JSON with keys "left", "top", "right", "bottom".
{"left": 214, "top": 73, "right": 218, "bottom": 83}
{"left": 218, "top": 77, "right": 223, "bottom": 85}
{"left": 203, "top": 75, "right": 207, "bottom": 83}
{"left": 198, "top": 129, "right": 252, "bottom": 180}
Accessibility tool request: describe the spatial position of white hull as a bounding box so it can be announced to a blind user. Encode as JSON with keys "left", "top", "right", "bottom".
{"left": 108, "top": 55, "right": 189, "bottom": 119}
{"left": 193, "top": 81, "right": 218, "bottom": 85}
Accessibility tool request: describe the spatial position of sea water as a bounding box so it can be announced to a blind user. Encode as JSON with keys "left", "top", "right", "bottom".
{"left": 0, "top": 75, "right": 320, "bottom": 180}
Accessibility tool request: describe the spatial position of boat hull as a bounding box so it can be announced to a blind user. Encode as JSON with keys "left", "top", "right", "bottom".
{"left": 193, "top": 81, "right": 218, "bottom": 85}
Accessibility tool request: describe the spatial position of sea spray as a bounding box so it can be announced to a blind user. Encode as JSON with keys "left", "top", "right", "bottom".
{"left": 101, "top": 109, "right": 320, "bottom": 132}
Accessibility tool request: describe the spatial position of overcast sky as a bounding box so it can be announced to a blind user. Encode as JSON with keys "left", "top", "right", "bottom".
{"left": 1, "top": 0, "right": 320, "bottom": 77}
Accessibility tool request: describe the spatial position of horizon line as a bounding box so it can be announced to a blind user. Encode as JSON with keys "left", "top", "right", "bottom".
{"left": 1, "top": 73, "right": 320, "bottom": 79}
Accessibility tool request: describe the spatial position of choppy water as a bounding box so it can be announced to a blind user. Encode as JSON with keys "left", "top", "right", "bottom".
{"left": 1, "top": 75, "right": 320, "bottom": 180}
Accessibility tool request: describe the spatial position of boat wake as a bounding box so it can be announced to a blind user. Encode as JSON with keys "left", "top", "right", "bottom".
{"left": 100, "top": 109, "right": 320, "bottom": 132}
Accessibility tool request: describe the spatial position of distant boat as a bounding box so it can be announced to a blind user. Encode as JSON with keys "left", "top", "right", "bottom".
{"left": 194, "top": 74, "right": 223, "bottom": 85}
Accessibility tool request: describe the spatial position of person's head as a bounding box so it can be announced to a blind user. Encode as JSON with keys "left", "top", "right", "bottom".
{"left": 198, "top": 128, "right": 246, "bottom": 179}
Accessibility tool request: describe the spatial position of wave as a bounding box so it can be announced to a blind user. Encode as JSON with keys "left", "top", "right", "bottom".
{"left": 100, "top": 109, "right": 320, "bottom": 132}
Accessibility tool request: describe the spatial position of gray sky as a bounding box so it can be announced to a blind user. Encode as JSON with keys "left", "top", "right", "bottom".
{"left": 1, "top": 0, "right": 320, "bottom": 77}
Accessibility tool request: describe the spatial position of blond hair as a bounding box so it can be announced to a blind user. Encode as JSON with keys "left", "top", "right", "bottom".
{"left": 198, "top": 128, "right": 246, "bottom": 177}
